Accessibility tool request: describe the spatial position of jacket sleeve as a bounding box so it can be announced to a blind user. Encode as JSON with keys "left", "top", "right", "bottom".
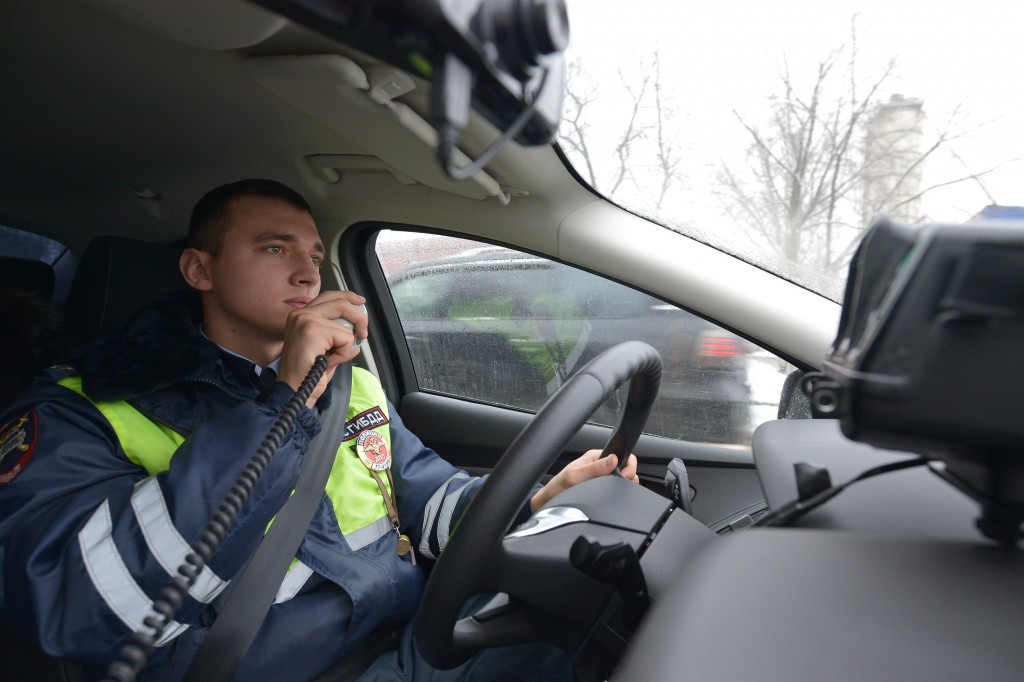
{"left": 0, "top": 381, "right": 318, "bottom": 668}
{"left": 387, "top": 401, "right": 536, "bottom": 562}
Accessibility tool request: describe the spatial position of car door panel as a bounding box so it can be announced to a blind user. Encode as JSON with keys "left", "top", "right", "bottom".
{"left": 397, "top": 391, "right": 766, "bottom": 532}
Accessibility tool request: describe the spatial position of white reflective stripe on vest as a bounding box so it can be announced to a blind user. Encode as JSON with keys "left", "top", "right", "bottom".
{"left": 418, "top": 472, "right": 470, "bottom": 560}
{"left": 264, "top": 515, "right": 392, "bottom": 605}
{"left": 130, "top": 477, "right": 228, "bottom": 604}
{"left": 274, "top": 561, "right": 313, "bottom": 604}
{"left": 270, "top": 514, "right": 392, "bottom": 605}
{"left": 270, "top": 515, "right": 393, "bottom": 607}
{"left": 79, "top": 500, "right": 188, "bottom": 647}
{"left": 344, "top": 514, "right": 393, "bottom": 551}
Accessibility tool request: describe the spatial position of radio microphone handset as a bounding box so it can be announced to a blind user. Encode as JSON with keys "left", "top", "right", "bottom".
{"left": 333, "top": 303, "right": 368, "bottom": 353}
{"left": 103, "top": 354, "right": 332, "bottom": 682}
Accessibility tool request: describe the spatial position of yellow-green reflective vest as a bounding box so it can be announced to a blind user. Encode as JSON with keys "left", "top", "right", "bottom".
{"left": 58, "top": 367, "right": 393, "bottom": 541}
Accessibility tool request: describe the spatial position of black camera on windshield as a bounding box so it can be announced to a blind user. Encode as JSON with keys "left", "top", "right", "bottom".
{"left": 251, "top": 0, "right": 568, "bottom": 150}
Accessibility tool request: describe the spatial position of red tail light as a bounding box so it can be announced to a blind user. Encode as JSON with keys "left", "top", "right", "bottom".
{"left": 700, "top": 335, "right": 740, "bottom": 357}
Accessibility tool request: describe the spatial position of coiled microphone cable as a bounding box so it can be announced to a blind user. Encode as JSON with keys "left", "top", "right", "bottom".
{"left": 101, "top": 355, "right": 329, "bottom": 682}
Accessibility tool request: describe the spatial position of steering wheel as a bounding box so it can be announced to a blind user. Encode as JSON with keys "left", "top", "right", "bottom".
{"left": 414, "top": 341, "right": 663, "bottom": 669}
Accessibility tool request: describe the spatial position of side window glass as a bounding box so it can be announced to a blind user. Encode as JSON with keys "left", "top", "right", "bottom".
{"left": 376, "top": 231, "right": 797, "bottom": 446}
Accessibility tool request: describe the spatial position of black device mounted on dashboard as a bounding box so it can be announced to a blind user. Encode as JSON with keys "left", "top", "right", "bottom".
{"left": 248, "top": 0, "right": 568, "bottom": 178}
{"left": 806, "top": 214, "right": 1024, "bottom": 544}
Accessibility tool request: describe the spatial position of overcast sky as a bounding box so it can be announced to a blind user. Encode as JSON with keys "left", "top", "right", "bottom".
{"left": 557, "top": 0, "right": 1023, "bottom": 295}
{"left": 564, "top": 0, "right": 1024, "bottom": 220}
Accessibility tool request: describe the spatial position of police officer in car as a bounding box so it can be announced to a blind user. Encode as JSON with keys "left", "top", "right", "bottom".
{"left": 0, "top": 179, "right": 638, "bottom": 680}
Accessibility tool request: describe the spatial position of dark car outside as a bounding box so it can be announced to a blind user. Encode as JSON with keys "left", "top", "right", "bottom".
{"left": 383, "top": 243, "right": 753, "bottom": 444}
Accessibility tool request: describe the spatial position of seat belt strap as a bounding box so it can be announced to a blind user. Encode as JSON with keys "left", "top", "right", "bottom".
{"left": 183, "top": 362, "right": 352, "bottom": 682}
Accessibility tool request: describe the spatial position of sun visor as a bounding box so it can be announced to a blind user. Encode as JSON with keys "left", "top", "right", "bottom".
{"left": 246, "top": 54, "right": 510, "bottom": 204}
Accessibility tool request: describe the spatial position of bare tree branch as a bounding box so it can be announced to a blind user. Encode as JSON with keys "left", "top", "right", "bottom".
{"left": 715, "top": 17, "right": 997, "bottom": 276}
{"left": 651, "top": 53, "right": 683, "bottom": 209}
{"left": 609, "top": 69, "right": 652, "bottom": 194}
{"left": 558, "top": 60, "right": 599, "bottom": 187}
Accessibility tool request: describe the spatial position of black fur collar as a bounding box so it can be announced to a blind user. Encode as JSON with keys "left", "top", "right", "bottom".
{"left": 81, "top": 291, "right": 219, "bottom": 401}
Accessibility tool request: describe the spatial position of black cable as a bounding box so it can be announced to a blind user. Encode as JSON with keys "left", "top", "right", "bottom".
{"left": 751, "top": 457, "right": 932, "bottom": 528}
{"left": 102, "top": 355, "right": 330, "bottom": 682}
{"left": 435, "top": 57, "right": 550, "bottom": 182}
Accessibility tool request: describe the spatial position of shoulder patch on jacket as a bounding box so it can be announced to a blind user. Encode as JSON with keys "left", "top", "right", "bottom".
{"left": 0, "top": 409, "right": 38, "bottom": 484}
{"left": 343, "top": 406, "right": 390, "bottom": 442}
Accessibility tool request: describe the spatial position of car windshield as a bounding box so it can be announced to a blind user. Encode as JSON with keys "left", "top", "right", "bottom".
{"left": 562, "top": 1, "right": 1024, "bottom": 300}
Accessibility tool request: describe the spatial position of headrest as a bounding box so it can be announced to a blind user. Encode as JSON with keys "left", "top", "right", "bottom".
{"left": 0, "top": 256, "right": 56, "bottom": 300}
{"left": 64, "top": 236, "right": 188, "bottom": 346}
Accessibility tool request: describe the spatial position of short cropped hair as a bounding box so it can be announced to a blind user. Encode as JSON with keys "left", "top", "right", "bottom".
{"left": 188, "top": 179, "right": 312, "bottom": 255}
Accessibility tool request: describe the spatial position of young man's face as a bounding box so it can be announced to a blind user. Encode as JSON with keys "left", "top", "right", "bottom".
{"left": 199, "top": 195, "right": 324, "bottom": 347}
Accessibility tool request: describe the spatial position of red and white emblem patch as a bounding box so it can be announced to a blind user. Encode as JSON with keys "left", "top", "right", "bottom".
{"left": 355, "top": 429, "right": 390, "bottom": 471}
{"left": 0, "top": 410, "right": 38, "bottom": 484}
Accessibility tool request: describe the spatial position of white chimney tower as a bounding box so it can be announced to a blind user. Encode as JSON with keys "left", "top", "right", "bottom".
{"left": 863, "top": 94, "right": 925, "bottom": 225}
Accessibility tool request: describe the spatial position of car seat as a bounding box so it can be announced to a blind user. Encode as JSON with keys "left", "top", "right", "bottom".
{"left": 63, "top": 235, "right": 188, "bottom": 347}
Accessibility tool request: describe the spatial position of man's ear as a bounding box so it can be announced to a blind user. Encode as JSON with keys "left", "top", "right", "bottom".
{"left": 180, "top": 248, "right": 214, "bottom": 291}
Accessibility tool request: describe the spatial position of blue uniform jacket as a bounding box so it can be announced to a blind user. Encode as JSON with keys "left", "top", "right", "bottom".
{"left": 0, "top": 292, "right": 490, "bottom": 680}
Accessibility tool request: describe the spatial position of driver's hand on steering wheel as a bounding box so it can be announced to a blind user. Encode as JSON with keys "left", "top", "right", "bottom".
{"left": 529, "top": 449, "right": 639, "bottom": 513}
